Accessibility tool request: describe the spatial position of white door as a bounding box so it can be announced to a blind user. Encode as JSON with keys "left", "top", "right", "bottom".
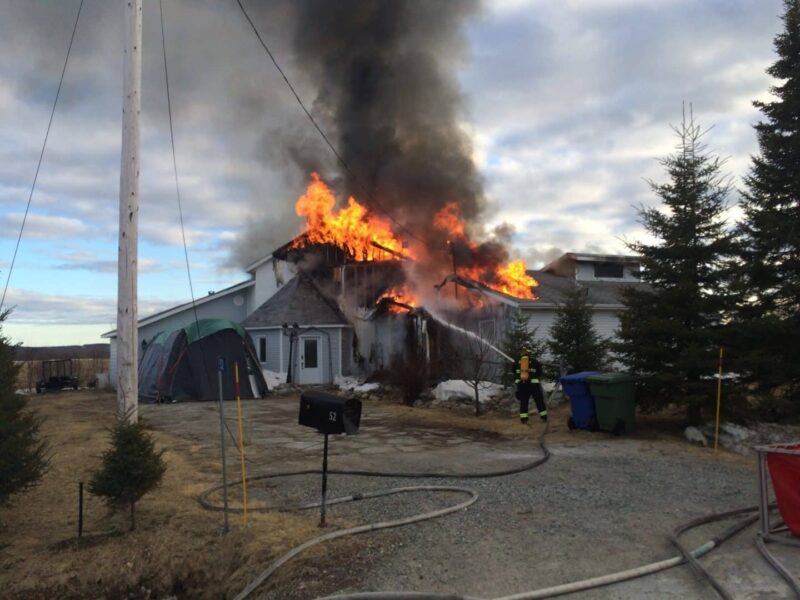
{"left": 299, "top": 335, "right": 323, "bottom": 384}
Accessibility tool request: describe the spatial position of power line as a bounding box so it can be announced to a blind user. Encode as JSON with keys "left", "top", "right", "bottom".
{"left": 159, "top": 0, "right": 212, "bottom": 393}
{"left": 160, "top": 0, "right": 252, "bottom": 448}
{"left": 159, "top": 0, "right": 201, "bottom": 330}
{"left": 0, "top": 0, "right": 85, "bottom": 314}
{"left": 233, "top": 0, "right": 436, "bottom": 252}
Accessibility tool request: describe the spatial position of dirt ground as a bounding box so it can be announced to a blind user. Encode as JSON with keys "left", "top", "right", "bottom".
{"left": 1, "top": 390, "right": 798, "bottom": 599}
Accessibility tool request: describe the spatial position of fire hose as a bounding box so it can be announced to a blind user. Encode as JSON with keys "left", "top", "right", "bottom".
{"left": 201, "top": 413, "right": 798, "bottom": 599}
{"left": 200, "top": 417, "right": 551, "bottom": 600}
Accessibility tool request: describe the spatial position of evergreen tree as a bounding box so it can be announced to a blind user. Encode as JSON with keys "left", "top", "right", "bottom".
{"left": 734, "top": 0, "right": 800, "bottom": 415}
{"left": 502, "top": 310, "right": 546, "bottom": 361}
{"left": 0, "top": 309, "right": 48, "bottom": 506}
{"left": 548, "top": 285, "right": 609, "bottom": 373}
{"left": 90, "top": 415, "right": 166, "bottom": 530}
{"left": 502, "top": 310, "right": 548, "bottom": 386}
{"left": 616, "top": 109, "right": 734, "bottom": 421}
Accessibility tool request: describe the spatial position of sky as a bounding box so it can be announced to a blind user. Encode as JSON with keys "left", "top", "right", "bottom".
{"left": 0, "top": 0, "right": 785, "bottom": 346}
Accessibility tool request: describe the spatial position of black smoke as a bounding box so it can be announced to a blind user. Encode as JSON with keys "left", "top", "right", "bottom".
{"left": 292, "top": 1, "right": 483, "bottom": 231}
{"left": 233, "top": 0, "right": 485, "bottom": 267}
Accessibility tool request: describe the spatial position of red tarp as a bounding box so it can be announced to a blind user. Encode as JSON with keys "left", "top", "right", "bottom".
{"left": 766, "top": 442, "right": 800, "bottom": 537}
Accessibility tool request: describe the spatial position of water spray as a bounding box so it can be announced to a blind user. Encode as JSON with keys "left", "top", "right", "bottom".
{"left": 426, "top": 308, "right": 514, "bottom": 363}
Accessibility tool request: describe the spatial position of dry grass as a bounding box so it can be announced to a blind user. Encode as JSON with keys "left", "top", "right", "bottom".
{"left": 0, "top": 391, "right": 353, "bottom": 599}
{"left": 2, "top": 390, "right": 752, "bottom": 599}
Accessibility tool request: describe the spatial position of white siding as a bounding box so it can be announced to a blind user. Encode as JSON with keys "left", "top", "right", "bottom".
{"left": 523, "top": 307, "right": 622, "bottom": 345}
{"left": 592, "top": 309, "right": 621, "bottom": 341}
{"left": 575, "top": 262, "right": 594, "bottom": 281}
{"left": 109, "top": 337, "right": 117, "bottom": 387}
{"left": 521, "top": 309, "right": 557, "bottom": 343}
{"left": 252, "top": 257, "right": 296, "bottom": 310}
{"left": 341, "top": 328, "right": 353, "bottom": 375}
{"left": 136, "top": 291, "right": 251, "bottom": 346}
{"left": 258, "top": 330, "right": 284, "bottom": 373}
{"left": 252, "top": 326, "right": 347, "bottom": 383}
{"left": 328, "top": 329, "right": 340, "bottom": 382}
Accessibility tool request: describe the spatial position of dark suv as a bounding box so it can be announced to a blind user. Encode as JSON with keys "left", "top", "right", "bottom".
{"left": 35, "top": 359, "right": 79, "bottom": 393}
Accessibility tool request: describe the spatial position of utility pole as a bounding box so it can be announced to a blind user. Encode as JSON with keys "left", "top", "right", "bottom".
{"left": 117, "top": 0, "right": 143, "bottom": 423}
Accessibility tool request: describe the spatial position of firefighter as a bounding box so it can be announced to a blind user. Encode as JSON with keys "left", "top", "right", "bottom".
{"left": 515, "top": 346, "right": 547, "bottom": 424}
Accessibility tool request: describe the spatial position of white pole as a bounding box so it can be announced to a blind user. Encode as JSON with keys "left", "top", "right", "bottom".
{"left": 117, "top": 0, "right": 142, "bottom": 423}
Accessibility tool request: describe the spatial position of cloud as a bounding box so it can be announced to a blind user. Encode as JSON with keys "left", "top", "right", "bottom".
{"left": 1, "top": 287, "right": 179, "bottom": 326}
{"left": 458, "top": 0, "right": 783, "bottom": 258}
{"left": 53, "top": 251, "right": 164, "bottom": 273}
{"left": 0, "top": 213, "right": 91, "bottom": 239}
{"left": 0, "top": 0, "right": 787, "bottom": 320}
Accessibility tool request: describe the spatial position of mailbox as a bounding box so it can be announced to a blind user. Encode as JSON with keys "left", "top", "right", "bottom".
{"left": 299, "top": 391, "right": 362, "bottom": 435}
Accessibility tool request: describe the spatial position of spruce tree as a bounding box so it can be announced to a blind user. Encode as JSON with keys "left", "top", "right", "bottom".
{"left": 90, "top": 415, "right": 166, "bottom": 530}
{"left": 502, "top": 310, "right": 546, "bottom": 361}
{"left": 734, "top": 0, "right": 800, "bottom": 415}
{"left": 616, "top": 109, "right": 734, "bottom": 421}
{"left": 501, "top": 310, "right": 547, "bottom": 386}
{"left": 548, "top": 285, "right": 609, "bottom": 374}
{"left": 0, "top": 309, "right": 48, "bottom": 507}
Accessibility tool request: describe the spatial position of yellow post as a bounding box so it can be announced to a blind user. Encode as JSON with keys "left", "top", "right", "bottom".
{"left": 234, "top": 362, "right": 248, "bottom": 525}
{"left": 714, "top": 346, "right": 724, "bottom": 452}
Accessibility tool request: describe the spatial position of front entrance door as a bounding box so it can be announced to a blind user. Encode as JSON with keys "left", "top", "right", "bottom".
{"left": 299, "top": 335, "right": 323, "bottom": 384}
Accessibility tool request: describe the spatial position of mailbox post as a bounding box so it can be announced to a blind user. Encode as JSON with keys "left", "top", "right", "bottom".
{"left": 298, "top": 391, "right": 362, "bottom": 527}
{"left": 320, "top": 432, "right": 330, "bottom": 526}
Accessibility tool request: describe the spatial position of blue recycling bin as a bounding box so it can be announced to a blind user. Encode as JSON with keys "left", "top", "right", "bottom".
{"left": 560, "top": 371, "right": 601, "bottom": 430}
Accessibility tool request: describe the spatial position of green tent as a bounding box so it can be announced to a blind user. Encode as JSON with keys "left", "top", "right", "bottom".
{"left": 138, "top": 319, "right": 268, "bottom": 402}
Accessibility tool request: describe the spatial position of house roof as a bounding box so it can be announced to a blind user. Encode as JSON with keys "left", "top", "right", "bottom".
{"left": 242, "top": 274, "right": 349, "bottom": 329}
{"left": 541, "top": 252, "right": 642, "bottom": 278}
{"left": 101, "top": 279, "right": 254, "bottom": 339}
{"left": 525, "top": 270, "right": 646, "bottom": 308}
{"left": 446, "top": 269, "right": 644, "bottom": 309}
{"left": 542, "top": 252, "right": 642, "bottom": 270}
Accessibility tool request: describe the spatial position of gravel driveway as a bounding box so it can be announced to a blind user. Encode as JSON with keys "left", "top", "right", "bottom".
{"left": 145, "top": 396, "right": 799, "bottom": 599}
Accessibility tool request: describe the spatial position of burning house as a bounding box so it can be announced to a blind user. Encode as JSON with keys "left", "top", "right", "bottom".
{"left": 103, "top": 171, "right": 642, "bottom": 390}
{"left": 103, "top": 2, "right": 645, "bottom": 390}
{"left": 237, "top": 173, "right": 539, "bottom": 385}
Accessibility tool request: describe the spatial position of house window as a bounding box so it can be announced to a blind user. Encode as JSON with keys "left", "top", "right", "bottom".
{"left": 258, "top": 337, "right": 267, "bottom": 363}
{"left": 594, "top": 262, "right": 624, "bottom": 278}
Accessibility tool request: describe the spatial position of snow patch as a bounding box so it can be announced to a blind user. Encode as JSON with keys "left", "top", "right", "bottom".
{"left": 432, "top": 380, "right": 506, "bottom": 405}
{"left": 354, "top": 382, "right": 381, "bottom": 394}
{"left": 335, "top": 376, "right": 381, "bottom": 394}
{"left": 263, "top": 370, "right": 287, "bottom": 389}
{"left": 334, "top": 375, "right": 362, "bottom": 391}
{"left": 696, "top": 421, "right": 800, "bottom": 456}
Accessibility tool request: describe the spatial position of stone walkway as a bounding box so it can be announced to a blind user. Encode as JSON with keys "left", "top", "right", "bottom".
{"left": 143, "top": 395, "right": 531, "bottom": 475}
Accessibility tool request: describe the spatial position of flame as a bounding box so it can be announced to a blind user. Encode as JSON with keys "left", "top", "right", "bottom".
{"left": 291, "top": 173, "right": 410, "bottom": 261}
{"left": 379, "top": 286, "right": 417, "bottom": 307}
{"left": 289, "top": 173, "right": 538, "bottom": 301}
{"left": 378, "top": 286, "right": 417, "bottom": 313}
{"left": 494, "top": 260, "right": 540, "bottom": 299}
{"left": 433, "top": 204, "right": 539, "bottom": 299}
{"left": 433, "top": 202, "right": 466, "bottom": 239}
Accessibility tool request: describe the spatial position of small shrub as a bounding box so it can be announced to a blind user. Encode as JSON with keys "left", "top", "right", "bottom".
{"left": 90, "top": 415, "right": 166, "bottom": 530}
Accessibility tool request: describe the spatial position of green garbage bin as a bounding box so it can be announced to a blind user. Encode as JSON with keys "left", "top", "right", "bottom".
{"left": 587, "top": 373, "right": 637, "bottom": 436}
